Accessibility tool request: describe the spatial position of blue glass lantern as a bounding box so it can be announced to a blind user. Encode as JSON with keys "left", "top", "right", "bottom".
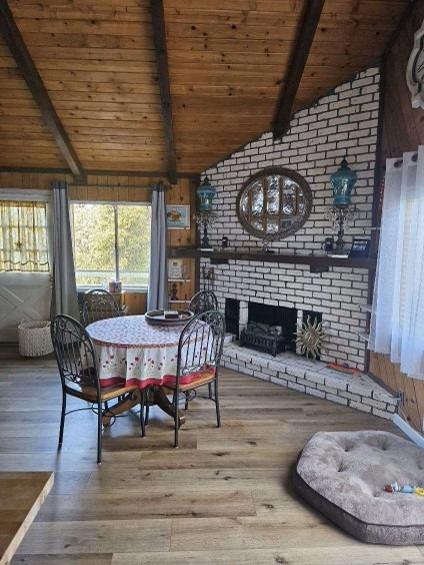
{"left": 197, "top": 176, "right": 216, "bottom": 213}
{"left": 330, "top": 158, "right": 357, "bottom": 206}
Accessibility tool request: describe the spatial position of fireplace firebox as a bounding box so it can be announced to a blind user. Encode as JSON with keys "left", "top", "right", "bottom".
{"left": 225, "top": 298, "right": 240, "bottom": 338}
{"left": 225, "top": 299, "right": 297, "bottom": 357}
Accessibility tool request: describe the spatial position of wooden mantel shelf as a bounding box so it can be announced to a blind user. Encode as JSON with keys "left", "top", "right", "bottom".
{"left": 169, "top": 247, "right": 377, "bottom": 270}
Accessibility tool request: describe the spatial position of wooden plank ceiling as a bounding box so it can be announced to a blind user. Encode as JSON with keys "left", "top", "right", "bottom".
{"left": 0, "top": 0, "right": 410, "bottom": 178}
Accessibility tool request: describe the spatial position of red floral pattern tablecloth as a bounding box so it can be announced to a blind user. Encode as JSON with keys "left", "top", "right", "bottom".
{"left": 86, "top": 315, "right": 198, "bottom": 389}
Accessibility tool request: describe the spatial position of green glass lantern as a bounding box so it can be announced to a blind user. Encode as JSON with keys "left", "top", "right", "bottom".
{"left": 330, "top": 158, "right": 357, "bottom": 206}
{"left": 197, "top": 176, "right": 216, "bottom": 213}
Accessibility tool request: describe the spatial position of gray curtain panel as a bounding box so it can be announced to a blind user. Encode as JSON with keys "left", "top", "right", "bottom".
{"left": 50, "top": 181, "right": 80, "bottom": 320}
{"left": 148, "top": 183, "right": 168, "bottom": 311}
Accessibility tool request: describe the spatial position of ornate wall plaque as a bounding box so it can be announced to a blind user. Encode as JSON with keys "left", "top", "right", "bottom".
{"left": 406, "top": 18, "right": 424, "bottom": 109}
{"left": 236, "top": 167, "right": 312, "bottom": 241}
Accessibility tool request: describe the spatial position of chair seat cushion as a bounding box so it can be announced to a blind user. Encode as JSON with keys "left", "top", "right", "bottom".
{"left": 67, "top": 382, "right": 139, "bottom": 402}
{"left": 165, "top": 367, "right": 216, "bottom": 391}
{"left": 293, "top": 430, "right": 424, "bottom": 545}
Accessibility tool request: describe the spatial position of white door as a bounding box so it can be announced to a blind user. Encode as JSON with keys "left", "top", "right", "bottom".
{"left": 0, "top": 273, "right": 51, "bottom": 342}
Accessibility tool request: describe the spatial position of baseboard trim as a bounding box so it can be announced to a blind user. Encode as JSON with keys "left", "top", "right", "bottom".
{"left": 393, "top": 414, "right": 424, "bottom": 448}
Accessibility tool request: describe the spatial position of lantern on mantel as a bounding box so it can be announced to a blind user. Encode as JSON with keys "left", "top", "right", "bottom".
{"left": 194, "top": 176, "right": 217, "bottom": 251}
{"left": 196, "top": 176, "right": 216, "bottom": 213}
{"left": 327, "top": 157, "right": 358, "bottom": 255}
{"left": 330, "top": 157, "right": 357, "bottom": 206}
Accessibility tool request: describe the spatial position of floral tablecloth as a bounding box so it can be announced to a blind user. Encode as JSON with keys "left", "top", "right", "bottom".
{"left": 86, "top": 315, "right": 197, "bottom": 389}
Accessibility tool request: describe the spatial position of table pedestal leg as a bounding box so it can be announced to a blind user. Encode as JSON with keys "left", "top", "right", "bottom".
{"left": 102, "top": 389, "right": 140, "bottom": 427}
{"left": 152, "top": 387, "right": 186, "bottom": 426}
{"left": 101, "top": 387, "right": 185, "bottom": 427}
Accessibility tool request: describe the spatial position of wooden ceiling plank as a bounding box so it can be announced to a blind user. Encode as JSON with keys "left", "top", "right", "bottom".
{"left": 0, "top": 1, "right": 85, "bottom": 180}
{"left": 150, "top": 0, "right": 178, "bottom": 183}
{"left": 272, "top": 0, "right": 325, "bottom": 139}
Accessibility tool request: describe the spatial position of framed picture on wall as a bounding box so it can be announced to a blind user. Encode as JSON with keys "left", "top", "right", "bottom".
{"left": 349, "top": 238, "right": 370, "bottom": 258}
{"left": 168, "top": 259, "right": 184, "bottom": 280}
{"left": 166, "top": 205, "right": 190, "bottom": 230}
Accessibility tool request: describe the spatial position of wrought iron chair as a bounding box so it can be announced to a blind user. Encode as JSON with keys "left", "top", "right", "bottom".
{"left": 187, "top": 290, "right": 219, "bottom": 404}
{"left": 164, "top": 310, "right": 225, "bottom": 447}
{"left": 188, "top": 290, "right": 218, "bottom": 315}
{"left": 81, "top": 288, "right": 124, "bottom": 326}
{"left": 51, "top": 314, "right": 144, "bottom": 463}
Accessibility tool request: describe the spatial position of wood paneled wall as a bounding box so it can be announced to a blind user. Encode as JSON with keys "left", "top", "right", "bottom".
{"left": 381, "top": 2, "right": 424, "bottom": 159}
{"left": 369, "top": 0, "right": 424, "bottom": 433}
{"left": 0, "top": 172, "right": 197, "bottom": 316}
{"left": 166, "top": 177, "right": 197, "bottom": 308}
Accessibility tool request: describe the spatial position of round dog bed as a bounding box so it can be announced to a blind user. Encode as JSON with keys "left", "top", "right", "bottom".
{"left": 293, "top": 430, "right": 424, "bottom": 545}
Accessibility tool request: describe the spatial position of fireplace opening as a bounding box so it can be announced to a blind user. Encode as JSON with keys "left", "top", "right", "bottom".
{"left": 224, "top": 299, "right": 297, "bottom": 357}
{"left": 248, "top": 302, "right": 297, "bottom": 348}
{"left": 225, "top": 298, "right": 240, "bottom": 338}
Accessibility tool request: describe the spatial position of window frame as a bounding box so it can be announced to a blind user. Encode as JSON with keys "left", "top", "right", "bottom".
{"left": 70, "top": 200, "right": 151, "bottom": 293}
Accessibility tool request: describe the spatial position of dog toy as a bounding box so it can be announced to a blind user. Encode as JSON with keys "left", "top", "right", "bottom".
{"left": 384, "top": 482, "right": 424, "bottom": 495}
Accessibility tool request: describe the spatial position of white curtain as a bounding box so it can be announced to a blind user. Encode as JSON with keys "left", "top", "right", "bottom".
{"left": 50, "top": 181, "right": 80, "bottom": 320}
{"left": 369, "top": 146, "right": 424, "bottom": 379}
{"left": 0, "top": 201, "right": 49, "bottom": 272}
{"left": 147, "top": 184, "right": 168, "bottom": 311}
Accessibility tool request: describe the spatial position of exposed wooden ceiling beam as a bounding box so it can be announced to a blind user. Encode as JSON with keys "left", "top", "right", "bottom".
{"left": 150, "top": 0, "right": 178, "bottom": 185}
{"left": 272, "top": 0, "right": 325, "bottom": 140}
{"left": 0, "top": 166, "right": 197, "bottom": 180}
{"left": 0, "top": 1, "right": 85, "bottom": 180}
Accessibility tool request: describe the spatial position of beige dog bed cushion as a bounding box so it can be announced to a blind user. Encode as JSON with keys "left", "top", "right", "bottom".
{"left": 293, "top": 430, "right": 424, "bottom": 545}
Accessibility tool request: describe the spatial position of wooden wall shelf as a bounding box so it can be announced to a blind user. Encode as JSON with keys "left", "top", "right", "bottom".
{"left": 169, "top": 247, "right": 377, "bottom": 270}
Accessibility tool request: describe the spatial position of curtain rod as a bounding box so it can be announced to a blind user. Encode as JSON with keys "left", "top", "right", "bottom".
{"left": 394, "top": 152, "right": 418, "bottom": 168}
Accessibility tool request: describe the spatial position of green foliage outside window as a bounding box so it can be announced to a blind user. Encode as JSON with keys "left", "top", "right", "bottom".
{"left": 72, "top": 203, "right": 151, "bottom": 288}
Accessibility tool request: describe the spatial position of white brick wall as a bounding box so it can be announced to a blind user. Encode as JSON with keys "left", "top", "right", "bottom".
{"left": 201, "top": 67, "right": 380, "bottom": 370}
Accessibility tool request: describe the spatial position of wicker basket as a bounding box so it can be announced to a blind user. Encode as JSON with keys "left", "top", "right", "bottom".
{"left": 18, "top": 320, "right": 53, "bottom": 357}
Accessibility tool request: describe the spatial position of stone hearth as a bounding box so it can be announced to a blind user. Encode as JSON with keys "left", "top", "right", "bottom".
{"left": 222, "top": 342, "right": 398, "bottom": 420}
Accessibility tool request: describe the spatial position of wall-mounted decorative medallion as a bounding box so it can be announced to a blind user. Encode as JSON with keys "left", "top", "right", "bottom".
{"left": 236, "top": 167, "right": 312, "bottom": 241}
{"left": 406, "top": 18, "right": 424, "bottom": 109}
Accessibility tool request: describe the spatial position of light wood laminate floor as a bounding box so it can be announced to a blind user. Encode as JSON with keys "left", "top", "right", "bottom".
{"left": 1, "top": 351, "right": 423, "bottom": 565}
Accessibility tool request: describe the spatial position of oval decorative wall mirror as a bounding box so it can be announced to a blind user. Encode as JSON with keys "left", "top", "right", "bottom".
{"left": 236, "top": 167, "right": 312, "bottom": 240}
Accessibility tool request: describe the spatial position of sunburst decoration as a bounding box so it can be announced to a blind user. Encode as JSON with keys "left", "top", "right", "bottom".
{"left": 295, "top": 316, "right": 327, "bottom": 360}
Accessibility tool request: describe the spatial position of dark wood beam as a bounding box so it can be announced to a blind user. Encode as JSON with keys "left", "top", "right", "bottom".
{"left": 383, "top": 0, "right": 417, "bottom": 57}
{"left": 0, "top": 1, "right": 85, "bottom": 180}
{"left": 0, "top": 166, "right": 197, "bottom": 180}
{"left": 272, "top": 0, "right": 325, "bottom": 140}
{"left": 150, "top": 0, "right": 177, "bottom": 185}
{"left": 87, "top": 169, "right": 195, "bottom": 179}
{"left": 0, "top": 166, "right": 70, "bottom": 175}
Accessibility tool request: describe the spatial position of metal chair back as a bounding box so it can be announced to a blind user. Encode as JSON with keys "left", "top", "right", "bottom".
{"left": 177, "top": 310, "right": 225, "bottom": 379}
{"left": 51, "top": 314, "right": 100, "bottom": 398}
{"left": 82, "top": 288, "right": 122, "bottom": 326}
{"left": 189, "top": 290, "right": 219, "bottom": 315}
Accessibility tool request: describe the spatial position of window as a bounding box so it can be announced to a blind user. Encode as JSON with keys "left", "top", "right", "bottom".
{"left": 0, "top": 200, "right": 49, "bottom": 272}
{"left": 370, "top": 147, "right": 424, "bottom": 379}
{"left": 71, "top": 202, "right": 151, "bottom": 289}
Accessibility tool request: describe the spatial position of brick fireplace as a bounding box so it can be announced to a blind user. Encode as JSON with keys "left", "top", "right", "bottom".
{"left": 200, "top": 67, "right": 379, "bottom": 371}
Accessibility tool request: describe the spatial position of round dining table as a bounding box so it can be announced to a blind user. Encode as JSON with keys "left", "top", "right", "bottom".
{"left": 86, "top": 315, "right": 189, "bottom": 424}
